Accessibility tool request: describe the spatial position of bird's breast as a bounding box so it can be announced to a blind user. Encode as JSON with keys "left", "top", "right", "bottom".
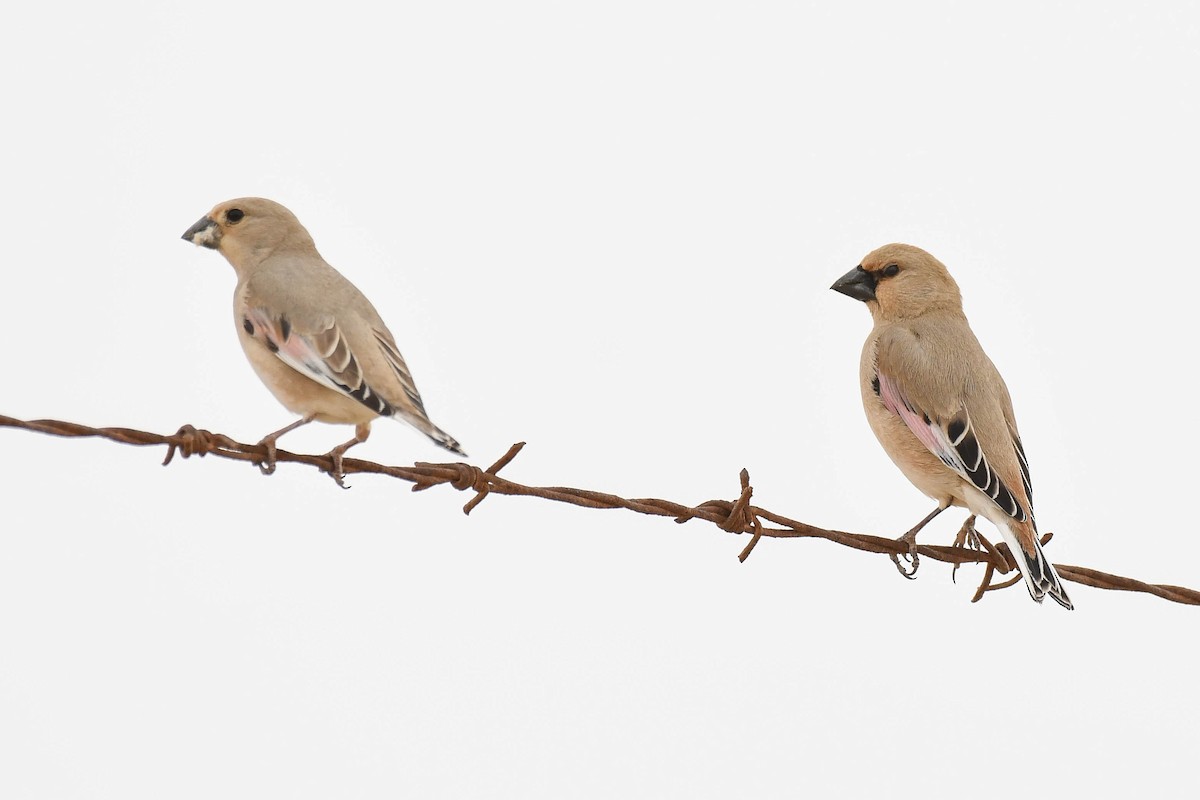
{"left": 858, "top": 333, "right": 964, "bottom": 508}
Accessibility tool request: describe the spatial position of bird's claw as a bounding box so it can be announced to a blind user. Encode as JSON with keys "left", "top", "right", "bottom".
{"left": 889, "top": 532, "right": 920, "bottom": 580}
{"left": 321, "top": 448, "right": 351, "bottom": 489}
{"left": 952, "top": 515, "right": 981, "bottom": 550}
{"left": 320, "top": 425, "right": 369, "bottom": 489}
{"left": 886, "top": 506, "right": 945, "bottom": 581}
{"left": 256, "top": 437, "right": 279, "bottom": 476}
{"left": 950, "top": 515, "right": 980, "bottom": 584}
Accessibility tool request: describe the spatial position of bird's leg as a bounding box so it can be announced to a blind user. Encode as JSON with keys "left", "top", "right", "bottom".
{"left": 950, "top": 514, "right": 979, "bottom": 584}
{"left": 256, "top": 415, "right": 316, "bottom": 475}
{"left": 324, "top": 422, "right": 371, "bottom": 489}
{"left": 889, "top": 505, "right": 945, "bottom": 580}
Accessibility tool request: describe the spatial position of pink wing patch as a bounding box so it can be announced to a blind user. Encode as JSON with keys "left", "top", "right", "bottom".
{"left": 876, "top": 370, "right": 961, "bottom": 471}
{"left": 244, "top": 308, "right": 341, "bottom": 391}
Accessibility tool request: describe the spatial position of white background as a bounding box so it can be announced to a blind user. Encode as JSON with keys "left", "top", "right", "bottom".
{"left": 2, "top": 2, "right": 1197, "bottom": 797}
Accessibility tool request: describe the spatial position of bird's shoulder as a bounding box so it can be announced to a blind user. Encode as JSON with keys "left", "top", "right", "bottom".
{"left": 871, "top": 314, "right": 970, "bottom": 415}
{"left": 240, "top": 255, "right": 388, "bottom": 336}
{"left": 875, "top": 312, "right": 1020, "bottom": 433}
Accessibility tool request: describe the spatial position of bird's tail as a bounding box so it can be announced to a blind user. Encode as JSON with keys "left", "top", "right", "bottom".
{"left": 997, "top": 521, "right": 1074, "bottom": 610}
{"left": 425, "top": 424, "right": 467, "bottom": 457}
{"left": 395, "top": 410, "right": 467, "bottom": 457}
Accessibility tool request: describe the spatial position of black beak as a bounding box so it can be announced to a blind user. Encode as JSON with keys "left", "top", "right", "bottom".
{"left": 181, "top": 215, "right": 220, "bottom": 249}
{"left": 830, "top": 266, "right": 876, "bottom": 302}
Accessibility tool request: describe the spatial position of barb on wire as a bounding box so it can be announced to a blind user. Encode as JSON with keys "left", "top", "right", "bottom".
{"left": 2, "top": 413, "right": 1197, "bottom": 607}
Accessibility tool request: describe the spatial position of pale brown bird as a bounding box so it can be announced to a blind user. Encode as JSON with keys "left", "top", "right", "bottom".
{"left": 182, "top": 197, "right": 465, "bottom": 485}
{"left": 831, "top": 243, "right": 1072, "bottom": 609}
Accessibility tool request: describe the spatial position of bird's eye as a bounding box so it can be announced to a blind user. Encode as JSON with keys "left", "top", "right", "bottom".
{"left": 226, "top": 209, "right": 245, "bottom": 224}
{"left": 882, "top": 264, "right": 900, "bottom": 277}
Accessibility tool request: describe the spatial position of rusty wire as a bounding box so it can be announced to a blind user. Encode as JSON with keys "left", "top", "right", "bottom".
{"left": 2, "top": 413, "right": 1197, "bottom": 607}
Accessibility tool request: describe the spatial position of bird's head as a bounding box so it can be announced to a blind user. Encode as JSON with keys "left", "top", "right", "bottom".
{"left": 181, "top": 197, "right": 316, "bottom": 271}
{"left": 830, "top": 243, "right": 963, "bottom": 321}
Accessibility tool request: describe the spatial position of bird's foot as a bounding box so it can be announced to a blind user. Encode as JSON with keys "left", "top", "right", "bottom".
{"left": 889, "top": 529, "right": 921, "bottom": 580}
{"left": 254, "top": 415, "right": 316, "bottom": 477}
{"left": 886, "top": 506, "right": 945, "bottom": 580}
{"left": 321, "top": 424, "right": 369, "bottom": 489}
{"left": 950, "top": 515, "right": 980, "bottom": 584}
{"left": 322, "top": 445, "right": 351, "bottom": 489}
{"left": 256, "top": 436, "right": 279, "bottom": 476}
{"left": 952, "top": 515, "right": 981, "bottom": 550}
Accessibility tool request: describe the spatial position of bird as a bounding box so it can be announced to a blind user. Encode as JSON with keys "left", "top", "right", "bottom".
{"left": 181, "top": 197, "right": 465, "bottom": 485}
{"left": 830, "top": 243, "right": 1072, "bottom": 609}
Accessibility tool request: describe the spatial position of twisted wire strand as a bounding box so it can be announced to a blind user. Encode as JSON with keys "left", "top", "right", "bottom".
{"left": 2, "top": 414, "right": 1196, "bottom": 607}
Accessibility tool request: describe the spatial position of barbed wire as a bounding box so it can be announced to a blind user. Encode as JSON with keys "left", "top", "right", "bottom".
{"left": 2, "top": 413, "right": 1197, "bottom": 607}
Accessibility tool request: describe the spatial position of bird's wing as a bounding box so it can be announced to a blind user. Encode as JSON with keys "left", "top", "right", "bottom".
{"left": 242, "top": 305, "right": 424, "bottom": 418}
{"left": 365, "top": 325, "right": 427, "bottom": 415}
{"left": 874, "top": 325, "right": 1030, "bottom": 523}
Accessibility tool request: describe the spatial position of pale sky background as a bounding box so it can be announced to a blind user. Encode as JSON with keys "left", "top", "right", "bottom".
{"left": 2, "top": 2, "right": 1198, "bottom": 797}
